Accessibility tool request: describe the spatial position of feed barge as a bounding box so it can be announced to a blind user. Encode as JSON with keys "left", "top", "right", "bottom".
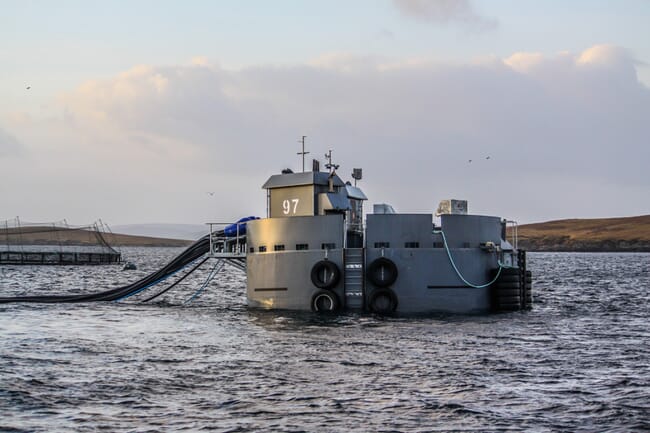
{"left": 214, "top": 165, "right": 532, "bottom": 314}
{"left": 0, "top": 159, "right": 532, "bottom": 312}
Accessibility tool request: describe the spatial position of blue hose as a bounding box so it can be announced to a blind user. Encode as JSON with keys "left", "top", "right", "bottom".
{"left": 184, "top": 260, "right": 223, "bottom": 305}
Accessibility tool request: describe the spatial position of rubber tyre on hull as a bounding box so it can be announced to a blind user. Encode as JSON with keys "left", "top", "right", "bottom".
{"left": 491, "top": 266, "right": 527, "bottom": 312}
{"left": 496, "top": 288, "right": 521, "bottom": 297}
{"left": 311, "top": 289, "right": 340, "bottom": 312}
{"left": 524, "top": 270, "right": 533, "bottom": 310}
{"left": 498, "top": 276, "right": 522, "bottom": 285}
{"left": 497, "top": 295, "right": 521, "bottom": 304}
{"left": 496, "top": 282, "right": 522, "bottom": 290}
{"left": 310, "top": 260, "right": 341, "bottom": 289}
{"left": 368, "top": 288, "right": 398, "bottom": 314}
{"left": 497, "top": 301, "right": 522, "bottom": 312}
{"left": 366, "top": 258, "right": 398, "bottom": 287}
{"left": 524, "top": 291, "right": 532, "bottom": 310}
{"left": 499, "top": 267, "right": 520, "bottom": 277}
{"left": 494, "top": 289, "right": 522, "bottom": 311}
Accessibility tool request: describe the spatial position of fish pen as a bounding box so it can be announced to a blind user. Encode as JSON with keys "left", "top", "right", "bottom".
{"left": 0, "top": 217, "right": 121, "bottom": 265}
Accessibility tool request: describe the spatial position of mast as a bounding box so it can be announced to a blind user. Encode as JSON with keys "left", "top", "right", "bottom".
{"left": 297, "top": 135, "right": 309, "bottom": 172}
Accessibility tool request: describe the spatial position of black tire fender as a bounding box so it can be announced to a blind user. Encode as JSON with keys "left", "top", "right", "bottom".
{"left": 498, "top": 302, "right": 521, "bottom": 312}
{"left": 311, "top": 289, "right": 340, "bottom": 312}
{"left": 310, "top": 260, "right": 341, "bottom": 289}
{"left": 498, "top": 275, "right": 522, "bottom": 284}
{"left": 368, "top": 288, "right": 398, "bottom": 314}
{"left": 499, "top": 267, "right": 520, "bottom": 277}
{"left": 496, "top": 288, "right": 521, "bottom": 297}
{"left": 367, "top": 257, "right": 398, "bottom": 287}
{"left": 496, "top": 282, "right": 522, "bottom": 290}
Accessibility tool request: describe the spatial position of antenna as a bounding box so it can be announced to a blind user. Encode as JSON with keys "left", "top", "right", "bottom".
{"left": 324, "top": 149, "right": 339, "bottom": 173}
{"left": 297, "top": 135, "right": 309, "bottom": 172}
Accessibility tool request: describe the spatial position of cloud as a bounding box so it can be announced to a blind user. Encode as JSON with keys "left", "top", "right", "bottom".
{"left": 0, "top": 127, "right": 24, "bottom": 156}
{"left": 4, "top": 45, "right": 649, "bottom": 224}
{"left": 191, "top": 56, "right": 210, "bottom": 66}
{"left": 377, "top": 28, "right": 395, "bottom": 39}
{"left": 393, "top": 0, "right": 497, "bottom": 31}
{"left": 577, "top": 44, "right": 631, "bottom": 66}
{"left": 504, "top": 52, "right": 545, "bottom": 73}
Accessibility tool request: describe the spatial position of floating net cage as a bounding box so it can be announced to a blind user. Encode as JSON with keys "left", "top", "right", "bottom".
{"left": 0, "top": 217, "right": 121, "bottom": 265}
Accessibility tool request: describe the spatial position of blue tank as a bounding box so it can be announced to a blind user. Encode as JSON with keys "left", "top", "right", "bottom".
{"left": 224, "top": 216, "right": 259, "bottom": 237}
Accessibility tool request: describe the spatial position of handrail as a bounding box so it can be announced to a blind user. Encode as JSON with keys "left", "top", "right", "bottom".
{"left": 206, "top": 221, "right": 247, "bottom": 256}
{"left": 505, "top": 220, "right": 518, "bottom": 249}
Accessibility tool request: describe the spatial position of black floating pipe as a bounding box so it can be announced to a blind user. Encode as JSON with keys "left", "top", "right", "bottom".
{"left": 0, "top": 233, "right": 216, "bottom": 304}
{"left": 141, "top": 256, "right": 209, "bottom": 303}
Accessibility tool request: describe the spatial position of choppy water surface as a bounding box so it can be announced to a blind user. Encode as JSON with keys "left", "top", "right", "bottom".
{"left": 1, "top": 250, "right": 649, "bottom": 432}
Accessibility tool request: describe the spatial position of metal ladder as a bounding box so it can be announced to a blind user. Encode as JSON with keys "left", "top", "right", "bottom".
{"left": 344, "top": 248, "right": 364, "bottom": 309}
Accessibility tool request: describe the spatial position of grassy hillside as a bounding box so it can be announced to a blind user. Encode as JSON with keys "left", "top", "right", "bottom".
{"left": 1, "top": 226, "right": 193, "bottom": 247}
{"left": 515, "top": 215, "right": 650, "bottom": 252}
{"left": 7, "top": 216, "right": 649, "bottom": 252}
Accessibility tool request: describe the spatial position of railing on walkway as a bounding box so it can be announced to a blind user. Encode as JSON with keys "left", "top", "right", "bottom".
{"left": 206, "top": 222, "right": 248, "bottom": 258}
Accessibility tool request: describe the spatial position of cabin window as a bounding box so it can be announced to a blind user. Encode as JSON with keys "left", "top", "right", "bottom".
{"left": 258, "top": 246, "right": 267, "bottom": 252}
{"left": 249, "top": 247, "right": 255, "bottom": 253}
{"left": 433, "top": 242, "right": 444, "bottom": 248}
{"left": 296, "top": 243, "right": 309, "bottom": 250}
{"left": 463, "top": 242, "right": 470, "bottom": 248}
{"left": 404, "top": 242, "right": 419, "bottom": 248}
{"left": 321, "top": 243, "right": 336, "bottom": 250}
{"left": 374, "top": 242, "right": 390, "bottom": 248}
{"left": 274, "top": 244, "right": 285, "bottom": 251}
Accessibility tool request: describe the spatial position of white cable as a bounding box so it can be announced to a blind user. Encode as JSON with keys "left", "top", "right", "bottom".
{"left": 433, "top": 230, "right": 512, "bottom": 289}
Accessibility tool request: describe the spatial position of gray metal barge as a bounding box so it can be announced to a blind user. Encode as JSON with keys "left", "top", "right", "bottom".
{"left": 213, "top": 164, "right": 532, "bottom": 314}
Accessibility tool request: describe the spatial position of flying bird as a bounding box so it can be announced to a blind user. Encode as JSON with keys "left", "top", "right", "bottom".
{"left": 468, "top": 159, "right": 472, "bottom": 163}
{"left": 26, "top": 86, "right": 31, "bottom": 90}
{"left": 206, "top": 192, "right": 215, "bottom": 196}
{"left": 486, "top": 156, "right": 490, "bottom": 160}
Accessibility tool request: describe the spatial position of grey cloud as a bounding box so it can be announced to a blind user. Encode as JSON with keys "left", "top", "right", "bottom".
{"left": 393, "top": 0, "right": 498, "bottom": 31}
{"left": 377, "top": 28, "right": 395, "bottom": 39}
{"left": 49, "top": 47, "right": 650, "bottom": 222}
{"left": 0, "top": 128, "right": 24, "bottom": 157}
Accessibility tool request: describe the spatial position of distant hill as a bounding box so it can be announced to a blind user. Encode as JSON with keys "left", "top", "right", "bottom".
{"left": 9, "top": 217, "right": 648, "bottom": 251}
{"left": 111, "top": 223, "right": 207, "bottom": 241}
{"left": 516, "top": 215, "right": 650, "bottom": 252}
{"left": 1, "top": 226, "right": 192, "bottom": 247}
{"left": 102, "top": 232, "right": 193, "bottom": 247}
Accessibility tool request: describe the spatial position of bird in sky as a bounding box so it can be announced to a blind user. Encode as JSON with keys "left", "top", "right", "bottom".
{"left": 468, "top": 159, "right": 473, "bottom": 163}
{"left": 206, "top": 192, "right": 215, "bottom": 196}
{"left": 26, "top": 86, "right": 31, "bottom": 90}
{"left": 486, "top": 156, "right": 490, "bottom": 160}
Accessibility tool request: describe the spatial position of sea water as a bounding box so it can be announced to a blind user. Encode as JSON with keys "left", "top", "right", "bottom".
{"left": 1, "top": 250, "right": 649, "bottom": 432}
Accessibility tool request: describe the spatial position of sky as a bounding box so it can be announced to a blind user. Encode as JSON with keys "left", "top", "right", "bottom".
{"left": 1, "top": 0, "right": 649, "bottom": 226}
